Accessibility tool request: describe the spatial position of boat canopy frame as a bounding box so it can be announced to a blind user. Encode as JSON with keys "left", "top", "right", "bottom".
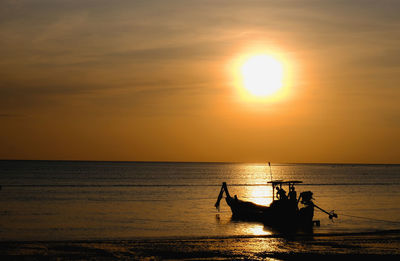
{"left": 268, "top": 180, "right": 302, "bottom": 201}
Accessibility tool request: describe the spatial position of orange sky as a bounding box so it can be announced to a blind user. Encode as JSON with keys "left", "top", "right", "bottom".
{"left": 1, "top": 1, "right": 400, "bottom": 163}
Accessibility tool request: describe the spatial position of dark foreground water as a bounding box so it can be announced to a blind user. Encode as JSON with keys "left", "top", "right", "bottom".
{"left": 1, "top": 161, "right": 400, "bottom": 258}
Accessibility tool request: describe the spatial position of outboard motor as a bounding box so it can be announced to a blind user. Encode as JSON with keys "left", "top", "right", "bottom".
{"left": 298, "top": 191, "right": 314, "bottom": 227}
{"left": 299, "top": 191, "right": 313, "bottom": 205}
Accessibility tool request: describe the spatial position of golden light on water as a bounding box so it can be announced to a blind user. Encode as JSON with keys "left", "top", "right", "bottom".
{"left": 241, "top": 164, "right": 274, "bottom": 206}
{"left": 247, "top": 185, "right": 273, "bottom": 206}
{"left": 244, "top": 224, "right": 272, "bottom": 236}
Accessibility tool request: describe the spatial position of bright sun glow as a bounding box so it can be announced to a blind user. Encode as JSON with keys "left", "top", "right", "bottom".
{"left": 241, "top": 55, "right": 284, "bottom": 97}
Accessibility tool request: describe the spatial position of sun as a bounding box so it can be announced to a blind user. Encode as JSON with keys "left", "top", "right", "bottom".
{"left": 240, "top": 55, "right": 284, "bottom": 97}
{"left": 228, "top": 49, "right": 294, "bottom": 103}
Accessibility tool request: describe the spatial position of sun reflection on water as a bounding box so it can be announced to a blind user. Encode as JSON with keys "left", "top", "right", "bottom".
{"left": 244, "top": 224, "right": 272, "bottom": 236}
{"left": 240, "top": 164, "right": 274, "bottom": 206}
{"left": 246, "top": 185, "right": 273, "bottom": 206}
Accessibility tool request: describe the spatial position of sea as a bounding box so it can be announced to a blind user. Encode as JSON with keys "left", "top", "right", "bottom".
{"left": 1, "top": 160, "right": 399, "bottom": 243}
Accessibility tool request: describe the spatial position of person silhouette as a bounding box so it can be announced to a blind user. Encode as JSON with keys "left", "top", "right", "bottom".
{"left": 277, "top": 187, "right": 287, "bottom": 200}
{"left": 288, "top": 186, "right": 297, "bottom": 202}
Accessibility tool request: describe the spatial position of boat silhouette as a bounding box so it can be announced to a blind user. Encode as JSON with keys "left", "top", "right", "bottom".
{"left": 215, "top": 180, "right": 337, "bottom": 231}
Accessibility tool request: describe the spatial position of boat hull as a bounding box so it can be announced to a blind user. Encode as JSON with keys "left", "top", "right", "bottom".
{"left": 225, "top": 196, "right": 314, "bottom": 229}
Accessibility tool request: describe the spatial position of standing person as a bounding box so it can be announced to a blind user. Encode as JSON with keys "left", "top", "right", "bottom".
{"left": 277, "top": 187, "right": 287, "bottom": 200}
{"left": 288, "top": 186, "right": 297, "bottom": 202}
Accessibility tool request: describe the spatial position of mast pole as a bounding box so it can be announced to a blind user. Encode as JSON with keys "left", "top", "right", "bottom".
{"left": 268, "top": 162, "right": 275, "bottom": 201}
{"left": 268, "top": 162, "right": 272, "bottom": 181}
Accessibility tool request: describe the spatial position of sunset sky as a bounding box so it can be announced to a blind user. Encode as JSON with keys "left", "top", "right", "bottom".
{"left": 1, "top": 0, "right": 399, "bottom": 163}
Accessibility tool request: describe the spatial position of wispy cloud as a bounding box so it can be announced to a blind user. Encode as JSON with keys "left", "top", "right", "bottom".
{"left": 0, "top": 113, "right": 25, "bottom": 118}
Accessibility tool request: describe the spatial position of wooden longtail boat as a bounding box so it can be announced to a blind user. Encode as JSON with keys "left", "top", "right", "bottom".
{"left": 215, "top": 180, "right": 337, "bottom": 230}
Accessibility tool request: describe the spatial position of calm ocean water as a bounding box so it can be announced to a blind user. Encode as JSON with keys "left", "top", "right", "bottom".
{"left": 1, "top": 161, "right": 400, "bottom": 241}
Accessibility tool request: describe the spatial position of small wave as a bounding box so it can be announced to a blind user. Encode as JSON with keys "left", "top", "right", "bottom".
{"left": 103, "top": 229, "right": 400, "bottom": 242}
{"left": 311, "top": 229, "right": 400, "bottom": 237}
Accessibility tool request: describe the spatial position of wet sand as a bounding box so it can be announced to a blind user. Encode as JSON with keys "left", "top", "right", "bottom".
{"left": 1, "top": 231, "right": 400, "bottom": 260}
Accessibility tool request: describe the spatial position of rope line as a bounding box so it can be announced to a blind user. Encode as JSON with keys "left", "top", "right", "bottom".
{"left": 338, "top": 213, "right": 400, "bottom": 224}
{"left": 314, "top": 200, "right": 400, "bottom": 224}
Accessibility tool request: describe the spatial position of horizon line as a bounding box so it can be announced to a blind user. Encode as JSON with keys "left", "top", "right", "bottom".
{"left": 0, "top": 159, "right": 399, "bottom": 165}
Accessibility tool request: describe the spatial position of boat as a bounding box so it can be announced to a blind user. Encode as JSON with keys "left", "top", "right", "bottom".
{"left": 215, "top": 180, "right": 337, "bottom": 230}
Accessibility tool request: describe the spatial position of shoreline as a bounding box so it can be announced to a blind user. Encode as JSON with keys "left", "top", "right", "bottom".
{"left": 2, "top": 228, "right": 400, "bottom": 242}
{"left": 2, "top": 232, "right": 400, "bottom": 260}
